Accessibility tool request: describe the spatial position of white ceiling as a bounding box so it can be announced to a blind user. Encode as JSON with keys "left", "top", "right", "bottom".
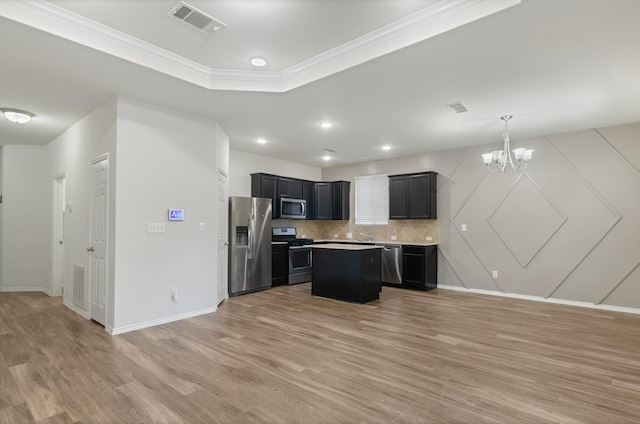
{"left": 1, "top": 0, "right": 639, "bottom": 167}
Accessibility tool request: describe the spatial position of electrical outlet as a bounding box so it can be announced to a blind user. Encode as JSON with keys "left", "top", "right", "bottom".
{"left": 171, "top": 286, "right": 178, "bottom": 301}
{"left": 426, "top": 236, "right": 433, "bottom": 241}
{"left": 346, "top": 233, "right": 353, "bottom": 239}
{"left": 199, "top": 222, "right": 206, "bottom": 232}
{"left": 147, "top": 223, "right": 166, "bottom": 234}
{"left": 390, "top": 235, "right": 397, "bottom": 240}
{"left": 492, "top": 270, "right": 498, "bottom": 278}
{"left": 301, "top": 234, "right": 306, "bottom": 238}
{"left": 333, "top": 234, "right": 338, "bottom": 238}
{"left": 461, "top": 224, "right": 467, "bottom": 232}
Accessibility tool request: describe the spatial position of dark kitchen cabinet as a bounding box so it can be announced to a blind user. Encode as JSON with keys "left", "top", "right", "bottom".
{"left": 271, "top": 243, "right": 289, "bottom": 286}
{"left": 402, "top": 245, "right": 437, "bottom": 290}
{"left": 389, "top": 172, "right": 437, "bottom": 219}
{"left": 332, "top": 181, "right": 350, "bottom": 220}
{"left": 302, "top": 181, "right": 315, "bottom": 220}
{"left": 277, "top": 177, "right": 302, "bottom": 199}
{"left": 252, "top": 173, "right": 350, "bottom": 220}
{"left": 251, "top": 173, "right": 278, "bottom": 218}
{"left": 312, "top": 246, "right": 381, "bottom": 303}
{"left": 314, "top": 182, "right": 333, "bottom": 220}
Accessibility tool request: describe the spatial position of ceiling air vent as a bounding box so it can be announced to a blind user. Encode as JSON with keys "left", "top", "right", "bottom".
{"left": 168, "top": 2, "right": 227, "bottom": 33}
{"left": 446, "top": 102, "right": 468, "bottom": 113}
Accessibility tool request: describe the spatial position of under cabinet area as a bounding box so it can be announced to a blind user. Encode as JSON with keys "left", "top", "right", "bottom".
{"left": 402, "top": 245, "right": 438, "bottom": 290}
{"left": 389, "top": 172, "right": 437, "bottom": 219}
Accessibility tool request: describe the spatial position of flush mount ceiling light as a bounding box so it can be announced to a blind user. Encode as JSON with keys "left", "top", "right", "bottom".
{"left": 320, "top": 122, "right": 333, "bottom": 129}
{"left": 1, "top": 108, "right": 34, "bottom": 124}
{"left": 322, "top": 148, "right": 335, "bottom": 161}
{"left": 250, "top": 57, "right": 267, "bottom": 67}
{"left": 382, "top": 145, "right": 391, "bottom": 151}
{"left": 256, "top": 138, "right": 267, "bottom": 144}
{"left": 481, "top": 115, "right": 533, "bottom": 173}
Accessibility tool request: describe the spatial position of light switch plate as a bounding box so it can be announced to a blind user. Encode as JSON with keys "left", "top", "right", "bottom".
{"left": 391, "top": 235, "right": 397, "bottom": 240}
{"left": 426, "top": 236, "right": 433, "bottom": 241}
{"left": 147, "top": 223, "right": 165, "bottom": 234}
{"left": 199, "top": 222, "right": 206, "bottom": 232}
{"left": 461, "top": 224, "right": 467, "bottom": 232}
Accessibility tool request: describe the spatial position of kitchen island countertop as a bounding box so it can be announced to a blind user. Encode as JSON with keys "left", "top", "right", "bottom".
{"left": 311, "top": 243, "right": 383, "bottom": 250}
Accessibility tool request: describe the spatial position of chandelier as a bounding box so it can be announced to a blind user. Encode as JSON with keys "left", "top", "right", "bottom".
{"left": 481, "top": 115, "right": 533, "bottom": 173}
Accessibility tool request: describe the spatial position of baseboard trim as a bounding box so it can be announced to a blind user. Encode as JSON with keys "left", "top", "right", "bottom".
{"left": 62, "top": 299, "right": 90, "bottom": 319}
{"left": 437, "top": 285, "right": 640, "bottom": 315}
{"left": 108, "top": 306, "right": 218, "bottom": 335}
{"left": 0, "top": 286, "right": 53, "bottom": 296}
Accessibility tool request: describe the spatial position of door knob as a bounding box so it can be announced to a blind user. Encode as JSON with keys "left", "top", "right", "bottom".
{"left": 87, "top": 247, "right": 94, "bottom": 252}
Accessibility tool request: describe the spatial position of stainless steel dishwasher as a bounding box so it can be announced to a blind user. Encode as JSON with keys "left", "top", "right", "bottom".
{"left": 377, "top": 243, "right": 403, "bottom": 286}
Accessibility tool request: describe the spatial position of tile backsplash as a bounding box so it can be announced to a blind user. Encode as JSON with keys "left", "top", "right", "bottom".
{"left": 272, "top": 219, "right": 438, "bottom": 243}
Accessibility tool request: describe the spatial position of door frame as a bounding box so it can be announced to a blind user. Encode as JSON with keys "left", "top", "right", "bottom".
{"left": 52, "top": 172, "right": 66, "bottom": 296}
{"left": 217, "top": 168, "right": 229, "bottom": 305}
{"left": 89, "top": 153, "right": 109, "bottom": 326}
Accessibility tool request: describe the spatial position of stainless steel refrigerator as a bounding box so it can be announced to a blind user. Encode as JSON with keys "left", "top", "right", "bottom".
{"left": 228, "top": 197, "right": 272, "bottom": 296}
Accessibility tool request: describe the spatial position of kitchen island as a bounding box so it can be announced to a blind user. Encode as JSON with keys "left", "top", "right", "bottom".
{"left": 311, "top": 244, "right": 383, "bottom": 304}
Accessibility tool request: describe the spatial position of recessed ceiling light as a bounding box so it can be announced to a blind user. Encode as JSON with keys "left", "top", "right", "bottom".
{"left": 257, "top": 138, "right": 267, "bottom": 144}
{"left": 250, "top": 57, "right": 267, "bottom": 67}
{"left": 320, "top": 122, "right": 333, "bottom": 129}
{"left": 382, "top": 145, "right": 391, "bottom": 151}
{"left": 1, "top": 108, "right": 34, "bottom": 124}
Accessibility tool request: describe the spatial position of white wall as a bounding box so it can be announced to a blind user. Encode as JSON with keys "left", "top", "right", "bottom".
{"left": 112, "top": 97, "right": 221, "bottom": 332}
{"left": 0, "top": 145, "right": 48, "bottom": 292}
{"left": 0, "top": 147, "right": 3, "bottom": 286}
{"left": 323, "top": 122, "right": 640, "bottom": 311}
{"left": 229, "top": 149, "right": 321, "bottom": 197}
{"left": 45, "top": 97, "right": 118, "bottom": 321}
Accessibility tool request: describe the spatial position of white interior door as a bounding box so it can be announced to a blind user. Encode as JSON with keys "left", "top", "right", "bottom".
{"left": 89, "top": 156, "right": 108, "bottom": 325}
{"left": 53, "top": 174, "right": 66, "bottom": 296}
{"left": 217, "top": 169, "right": 229, "bottom": 305}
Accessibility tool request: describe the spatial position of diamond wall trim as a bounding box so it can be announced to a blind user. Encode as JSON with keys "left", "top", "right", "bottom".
{"left": 486, "top": 172, "right": 568, "bottom": 268}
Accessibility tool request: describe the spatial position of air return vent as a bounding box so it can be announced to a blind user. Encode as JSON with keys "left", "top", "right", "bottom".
{"left": 446, "top": 102, "right": 469, "bottom": 113}
{"left": 73, "top": 265, "right": 87, "bottom": 310}
{"left": 168, "top": 1, "right": 227, "bottom": 33}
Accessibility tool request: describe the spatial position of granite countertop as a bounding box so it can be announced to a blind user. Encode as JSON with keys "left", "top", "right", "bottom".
{"left": 271, "top": 241, "right": 288, "bottom": 245}
{"left": 314, "top": 239, "right": 439, "bottom": 247}
{"left": 311, "top": 243, "right": 384, "bottom": 251}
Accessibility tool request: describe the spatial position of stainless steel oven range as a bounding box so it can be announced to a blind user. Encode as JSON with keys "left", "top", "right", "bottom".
{"left": 272, "top": 227, "right": 314, "bottom": 285}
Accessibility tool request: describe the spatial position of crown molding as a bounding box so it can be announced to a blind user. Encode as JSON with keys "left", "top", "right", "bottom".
{"left": 1, "top": 0, "right": 520, "bottom": 93}
{"left": 281, "top": 0, "right": 520, "bottom": 91}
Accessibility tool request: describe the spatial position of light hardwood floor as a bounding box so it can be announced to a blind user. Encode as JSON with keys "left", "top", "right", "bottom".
{"left": 1, "top": 284, "right": 639, "bottom": 424}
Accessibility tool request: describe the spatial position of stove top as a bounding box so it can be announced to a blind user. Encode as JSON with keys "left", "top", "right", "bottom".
{"left": 272, "top": 227, "right": 313, "bottom": 245}
{"left": 288, "top": 238, "right": 314, "bottom": 246}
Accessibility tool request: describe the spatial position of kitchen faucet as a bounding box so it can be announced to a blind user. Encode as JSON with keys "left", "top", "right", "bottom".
{"left": 359, "top": 232, "right": 374, "bottom": 241}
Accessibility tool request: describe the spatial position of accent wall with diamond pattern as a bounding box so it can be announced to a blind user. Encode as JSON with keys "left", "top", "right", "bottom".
{"left": 323, "top": 122, "right": 639, "bottom": 310}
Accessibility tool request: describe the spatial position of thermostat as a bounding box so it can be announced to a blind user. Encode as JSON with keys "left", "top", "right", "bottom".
{"left": 168, "top": 209, "right": 184, "bottom": 221}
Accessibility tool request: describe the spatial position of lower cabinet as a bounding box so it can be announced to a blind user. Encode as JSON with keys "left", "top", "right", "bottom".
{"left": 272, "top": 244, "right": 289, "bottom": 286}
{"left": 402, "top": 245, "right": 437, "bottom": 290}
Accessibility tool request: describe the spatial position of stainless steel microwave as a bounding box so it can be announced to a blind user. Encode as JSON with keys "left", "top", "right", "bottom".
{"left": 279, "top": 198, "right": 306, "bottom": 219}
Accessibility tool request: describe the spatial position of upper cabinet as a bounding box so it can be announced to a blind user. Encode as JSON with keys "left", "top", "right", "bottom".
{"left": 314, "top": 182, "right": 333, "bottom": 220}
{"left": 314, "top": 181, "right": 350, "bottom": 220}
{"left": 389, "top": 172, "right": 437, "bottom": 219}
{"left": 277, "top": 177, "right": 302, "bottom": 199}
{"left": 251, "top": 173, "right": 278, "bottom": 218}
{"left": 251, "top": 173, "right": 349, "bottom": 220}
{"left": 332, "top": 181, "right": 350, "bottom": 220}
{"left": 302, "top": 181, "right": 315, "bottom": 221}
